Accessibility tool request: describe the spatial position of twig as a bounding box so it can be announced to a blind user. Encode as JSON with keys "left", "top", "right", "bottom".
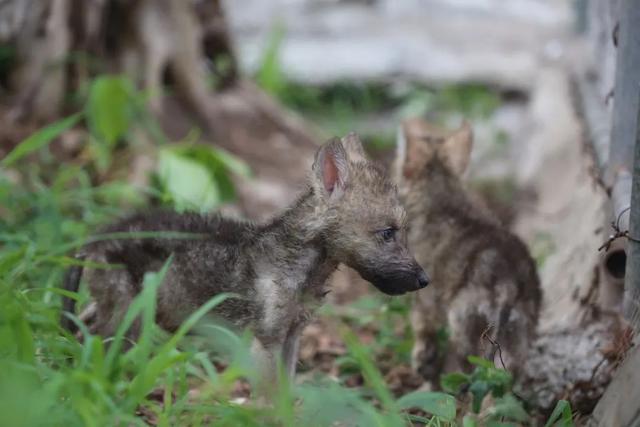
{"left": 481, "top": 325, "right": 506, "bottom": 371}
{"left": 598, "top": 206, "right": 640, "bottom": 251}
{"left": 588, "top": 357, "right": 607, "bottom": 383}
{"left": 479, "top": 327, "right": 528, "bottom": 403}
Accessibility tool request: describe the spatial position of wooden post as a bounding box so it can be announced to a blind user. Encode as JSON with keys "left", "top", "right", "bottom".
{"left": 624, "top": 90, "right": 640, "bottom": 330}
{"left": 608, "top": 0, "right": 640, "bottom": 180}
{"left": 611, "top": 0, "right": 640, "bottom": 331}
{"left": 585, "top": 3, "right": 640, "bottom": 422}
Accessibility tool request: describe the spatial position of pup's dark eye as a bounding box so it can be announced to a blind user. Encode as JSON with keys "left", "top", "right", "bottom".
{"left": 379, "top": 227, "right": 397, "bottom": 242}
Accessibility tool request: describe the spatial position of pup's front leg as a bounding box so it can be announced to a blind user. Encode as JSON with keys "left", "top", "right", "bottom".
{"left": 250, "top": 337, "right": 284, "bottom": 397}
{"left": 282, "top": 320, "right": 307, "bottom": 378}
{"left": 411, "top": 305, "right": 444, "bottom": 385}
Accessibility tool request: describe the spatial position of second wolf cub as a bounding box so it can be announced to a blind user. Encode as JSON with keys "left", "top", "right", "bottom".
{"left": 396, "top": 118, "right": 541, "bottom": 383}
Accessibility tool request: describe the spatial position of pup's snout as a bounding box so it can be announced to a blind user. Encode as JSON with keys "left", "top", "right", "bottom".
{"left": 416, "top": 269, "right": 430, "bottom": 289}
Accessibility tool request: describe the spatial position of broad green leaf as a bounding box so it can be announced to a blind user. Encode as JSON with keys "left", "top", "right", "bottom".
{"left": 396, "top": 391, "right": 456, "bottom": 421}
{"left": 86, "top": 76, "right": 135, "bottom": 146}
{"left": 171, "top": 144, "right": 251, "bottom": 202}
{"left": 157, "top": 148, "right": 221, "bottom": 212}
{"left": 1, "top": 113, "right": 82, "bottom": 167}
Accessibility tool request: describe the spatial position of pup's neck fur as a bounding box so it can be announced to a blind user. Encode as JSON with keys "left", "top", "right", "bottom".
{"left": 251, "top": 187, "right": 337, "bottom": 295}
{"left": 237, "top": 187, "right": 338, "bottom": 345}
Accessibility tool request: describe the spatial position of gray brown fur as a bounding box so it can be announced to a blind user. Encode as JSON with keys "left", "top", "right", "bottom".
{"left": 61, "top": 134, "right": 429, "bottom": 389}
{"left": 395, "top": 118, "right": 541, "bottom": 383}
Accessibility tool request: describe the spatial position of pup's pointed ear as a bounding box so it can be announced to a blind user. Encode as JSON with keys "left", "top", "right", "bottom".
{"left": 341, "top": 132, "right": 367, "bottom": 163}
{"left": 313, "top": 138, "right": 349, "bottom": 199}
{"left": 442, "top": 121, "right": 473, "bottom": 175}
{"left": 396, "top": 119, "right": 428, "bottom": 181}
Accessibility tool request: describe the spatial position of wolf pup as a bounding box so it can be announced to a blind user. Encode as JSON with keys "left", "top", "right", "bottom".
{"left": 395, "top": 118, "right": 541, "bottom": 384}
{"left": 61, "top": 134, "right": 429, "bottom": 389}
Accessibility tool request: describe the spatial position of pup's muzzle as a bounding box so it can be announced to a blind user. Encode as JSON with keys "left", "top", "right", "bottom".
{"left": 361, "top": 266, "right": 430, "bottom": 296}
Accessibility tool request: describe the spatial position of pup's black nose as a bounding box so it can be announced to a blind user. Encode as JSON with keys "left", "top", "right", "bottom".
{"left": 417, "top": 269, "right": 430, "bottom": 289}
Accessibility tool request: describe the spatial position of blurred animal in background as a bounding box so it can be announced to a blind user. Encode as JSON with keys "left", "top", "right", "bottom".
{"left": 61, "top": 133, "right": 429, "bottom": 394}
{"left": 395, "top": 118, "right": 541, "bottom": 385}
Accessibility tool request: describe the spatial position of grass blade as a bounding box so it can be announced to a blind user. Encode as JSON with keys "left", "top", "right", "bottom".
{"left": 1, "top": 113, "right": 83, "bottom": 167}
{"left": 544, "top": 400, "right": 574, "bottom": 427}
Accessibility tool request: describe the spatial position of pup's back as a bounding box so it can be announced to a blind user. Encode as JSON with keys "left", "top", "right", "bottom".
{"left": 396, "top": 118, "right": 541, "bottom": 383}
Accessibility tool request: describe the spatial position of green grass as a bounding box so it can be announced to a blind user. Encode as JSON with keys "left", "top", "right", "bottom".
{"left": 0, "top": 135, "right": 461, "bottom": 426}
{"left": 0, "top": 79, "right": 461, "bottom": 426}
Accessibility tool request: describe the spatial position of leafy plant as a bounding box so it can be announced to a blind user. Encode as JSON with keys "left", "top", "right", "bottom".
{"left": 441, "top": 356, "right": 576, "bottom": 427}
{"left": 155, "top": 144, "right": 250, "bottom": 212}
{"left": 442, "top": 356, "right": 513, "bottom": 413}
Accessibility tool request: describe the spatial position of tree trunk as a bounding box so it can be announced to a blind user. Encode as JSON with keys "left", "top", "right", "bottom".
{"left": 2, "top": 0, "right": 236, "bottom": 122}
{"left": 0, "top": 0, "right": 318, "bottom": 217}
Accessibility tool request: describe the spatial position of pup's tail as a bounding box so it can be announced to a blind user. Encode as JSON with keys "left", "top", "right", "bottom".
{"left": 60, "top": 259, "right": 84, "bottom": 333}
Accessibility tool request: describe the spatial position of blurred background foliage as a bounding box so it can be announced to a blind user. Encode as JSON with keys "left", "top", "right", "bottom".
{"left": 256, "top": 24, "right": 502, "bottom": 149}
